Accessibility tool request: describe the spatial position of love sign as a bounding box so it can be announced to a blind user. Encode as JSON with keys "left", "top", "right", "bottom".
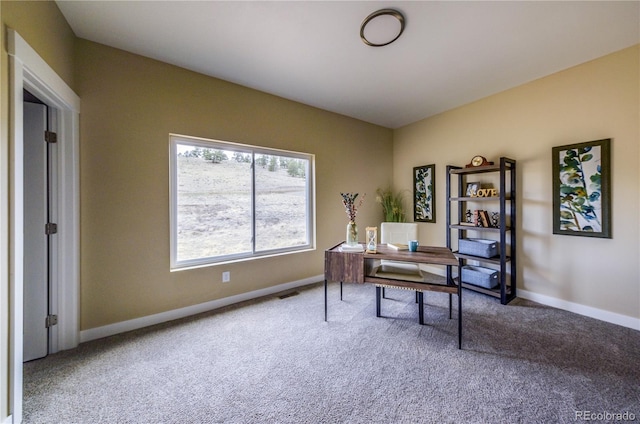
{"left": 472, "top": 188, "right": 498, "bottom": 198}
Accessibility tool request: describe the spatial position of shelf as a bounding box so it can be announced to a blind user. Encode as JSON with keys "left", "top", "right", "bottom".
{"left": 452, "top": 278, "right": 514, "bottom": 299}
{"left": 450, "top": 224, "right": 510, "bottom": 232}
{"left": 462, "top": 281, "right": 513, "bottom": 300}
{"left": 453, "top": 251, "right": 511, "bottom": 264}
{"left": 449, "top": 163, "right": 514, "bottom": 175}
{"left": 449, "top": 195, "right": 512, "bottom": 202}
{"left": 446, "top": 158, "right": 516, "bottom": 305}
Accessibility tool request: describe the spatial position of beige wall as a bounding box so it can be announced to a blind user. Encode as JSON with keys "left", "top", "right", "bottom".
{"left": 1, "top": 2, "right": 391, "bottom": 413}
{"left": 394, "top": 45, "right": 640, "bottom": 320}
{"left": 1, "top": 0, "right": 637, "bottom": 419}
{"left": 1, "top": 1, "right": 76, "bottom": 419}
{"left": 2, "top": 0, "right": 76, "bottom": 90}
{"left": 75, "top": 39, "right": 393, "bottom": 330}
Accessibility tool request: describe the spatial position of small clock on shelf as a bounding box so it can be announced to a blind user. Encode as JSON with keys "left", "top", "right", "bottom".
{"left": 465, "top": 155, "right": 494, "bottom": 168}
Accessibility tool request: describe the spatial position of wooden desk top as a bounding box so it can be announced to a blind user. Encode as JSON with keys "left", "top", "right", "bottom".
{"left": 327, "top": 242, "right": 458, "bottom": 267}
{"left": 325, "top": 242, "right": 458, "bottom": 291}
{"left": 364, "top": 244, "right": 458, "bottom": 266}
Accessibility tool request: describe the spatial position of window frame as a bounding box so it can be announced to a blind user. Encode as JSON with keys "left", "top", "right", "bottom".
{"left": 169, "top": 134, "right": 315, "bottom": 270}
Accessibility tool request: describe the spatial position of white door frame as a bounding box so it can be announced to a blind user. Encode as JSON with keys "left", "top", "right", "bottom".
{"left": 7, "top": 29, "right": 80, "bottom": 423}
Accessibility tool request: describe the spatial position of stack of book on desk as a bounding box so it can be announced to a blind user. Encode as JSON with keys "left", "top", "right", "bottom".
{"left": 387, "top": 243, "right": 408, "bottom": 251}
{"left": 340, "top": 243, "right": 364, "bottom": 252}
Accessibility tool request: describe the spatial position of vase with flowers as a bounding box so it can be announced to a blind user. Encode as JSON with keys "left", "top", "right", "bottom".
{"left": 340, "top": 192, "right": 365, "bottom": 246}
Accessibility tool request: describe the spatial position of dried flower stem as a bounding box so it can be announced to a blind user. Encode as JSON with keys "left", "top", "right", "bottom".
{"left": 340, "top": 192, "right": 365, "bottom": 222}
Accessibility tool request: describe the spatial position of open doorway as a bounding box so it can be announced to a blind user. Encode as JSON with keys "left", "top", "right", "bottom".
{"left": 8, "top": 29, "right": 80, "bottom": 423}
{"left": 23, "top": 91, "right": 56, "bottom": 362}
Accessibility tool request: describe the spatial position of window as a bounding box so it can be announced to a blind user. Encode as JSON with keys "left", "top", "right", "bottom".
{"left": 170, "top": 134, "right": 315, "bottom": 269}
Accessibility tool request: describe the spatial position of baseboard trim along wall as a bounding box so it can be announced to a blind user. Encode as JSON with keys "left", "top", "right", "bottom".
{"left": 80, "top": 274, "right": 638, "bottom": 344}
{"left": 421, "top": 265, "right": 639, "bottom": 331}
{"left": 518, "top": 289, "right": 640, "bottom": 331}
{"left": 80, "top": 275, "right": 324, "bottom": 343}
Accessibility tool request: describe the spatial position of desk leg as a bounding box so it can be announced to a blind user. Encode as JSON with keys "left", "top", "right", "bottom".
{"left": 324, "top": 279, "right": 328, "bottom": 322}
{"left": 417, "top": 291, "right": 424, "bottom": 325}
{"left": 458, "top": 286, "right": 462, "bottom": 349}
{"left": 376, "top": 286, "right": 381, "bottom": 317}
{"left": 340, "top": 281, "right": 343, "bottom": 301}
{"left": 449, "top": 294, "right": 452, "bottom": 319}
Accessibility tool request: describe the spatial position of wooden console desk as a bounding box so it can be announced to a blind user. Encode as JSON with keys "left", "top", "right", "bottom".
{"left": 324, "top": 242, "right": 463, "bottom": 348}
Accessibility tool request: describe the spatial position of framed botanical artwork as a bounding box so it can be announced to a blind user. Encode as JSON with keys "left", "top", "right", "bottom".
{"left": 552, "top": 138, "right": 611, "bottom": 238}
{"left": 414, "top": 164, "right": 435, "bottom": 223}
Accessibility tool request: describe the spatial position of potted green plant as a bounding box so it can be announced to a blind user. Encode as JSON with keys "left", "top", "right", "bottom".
{"left": 375, "top": 187, "right": 406, "bottom": 222}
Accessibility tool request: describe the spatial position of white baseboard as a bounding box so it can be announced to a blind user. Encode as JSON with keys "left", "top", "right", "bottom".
{"left": 518, "top": 289, "right": 640, "bottom": 331}
{"left": 3, "top": 415, "right": 13, "bottom": 424}
{"left": 80, "top": 275, "right": 323, "bottom": 343}
{"left": 419, "top": 266, "right": 638, "bottom": 331}
{"left": 79, "top": 275, "right": 638, "bottom": 343}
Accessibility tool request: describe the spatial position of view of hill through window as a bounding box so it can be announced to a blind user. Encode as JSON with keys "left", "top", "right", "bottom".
{"left": 173, "top": 142, "right": 312, "bottom": 267}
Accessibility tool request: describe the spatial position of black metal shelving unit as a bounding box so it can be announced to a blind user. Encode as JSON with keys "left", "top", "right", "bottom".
{"left": 446, "top": 157, "right": 516, "bottom": 304}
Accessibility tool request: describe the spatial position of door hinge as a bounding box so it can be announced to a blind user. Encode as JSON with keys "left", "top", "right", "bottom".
{"left": 45, "top": 222, "right": 58, "bottom": 235}
{"left": 46, "top": 315, "right": 58, "bottom": 328}
{"left": 45, "top": 130, "right": 57, "bottom": 143}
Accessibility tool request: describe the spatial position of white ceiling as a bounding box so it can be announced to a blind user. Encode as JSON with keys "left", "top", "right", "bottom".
{"left": 56, "top": 1, "right": 639, "bottom": 129}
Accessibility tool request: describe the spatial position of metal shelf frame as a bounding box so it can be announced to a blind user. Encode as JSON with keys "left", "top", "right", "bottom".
{"left": 446, "top": 157, "right": 516, "bottom": 304}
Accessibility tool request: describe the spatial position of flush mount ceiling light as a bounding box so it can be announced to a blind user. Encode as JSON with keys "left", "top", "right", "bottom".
{"left": 360, "top": 8, "right": 405, "bottom": 47}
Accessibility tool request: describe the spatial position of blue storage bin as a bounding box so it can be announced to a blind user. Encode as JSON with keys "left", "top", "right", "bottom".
{"left": 461, "top": 265, "right": 499, "bottom": 289}
{"left": 458, "top": 238, "right": 498, "bottom": 258}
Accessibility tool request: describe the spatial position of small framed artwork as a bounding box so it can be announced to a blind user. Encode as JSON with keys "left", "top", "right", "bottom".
{"left": 414, "top": 164, "right": 435, "bottom": 223}
{"left": 552, "top": 138, "right": 611, "bottom": 238}
{"left": 465, "top": 182, "right": 479, "bottom": 197}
